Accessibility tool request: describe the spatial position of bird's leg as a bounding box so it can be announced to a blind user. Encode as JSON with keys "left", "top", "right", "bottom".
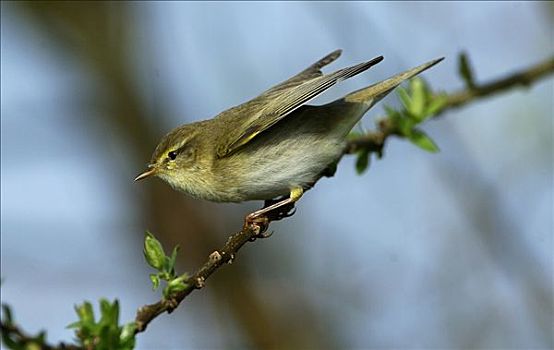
{"left": 261, "top": 196, "right": 296, "bottom": 221}
{"left": 250, "top": 187, "right": 303, "bottom": 219}
{"left": 245, "top": 187, "right": 303, "bottom": 237}
{"left": 263, "top": 196, "right": 287, "bottom": 208}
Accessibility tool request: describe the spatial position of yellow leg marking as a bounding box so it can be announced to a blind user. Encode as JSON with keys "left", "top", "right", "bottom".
{"left": 290, "top": 186, "right": 303, "bottom": 202}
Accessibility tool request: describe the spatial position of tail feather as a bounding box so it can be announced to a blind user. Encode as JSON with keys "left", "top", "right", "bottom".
{"left": 344, "top": 57, "right": 444, "bottom": 107}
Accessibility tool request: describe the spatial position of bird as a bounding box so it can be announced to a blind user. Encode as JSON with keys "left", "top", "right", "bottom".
{"left": 135, "top": 50, "right": 443, "bottom": 225}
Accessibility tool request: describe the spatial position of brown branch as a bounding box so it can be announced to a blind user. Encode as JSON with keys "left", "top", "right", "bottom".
{"left": 1, "top": 221, "right": 263, "bottom": 349}
{"left": 135, "top": 222, "right": 263, "bottom": 333}
{"left": 445, "top": 56, "right": 554, "bottom": 109}
{"left": 345, "top": 55, "right": 554, "bottom": 155}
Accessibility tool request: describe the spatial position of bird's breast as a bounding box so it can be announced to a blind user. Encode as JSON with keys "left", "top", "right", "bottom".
{"left": 215, "top": 135, "right": 345, "bottom": 201}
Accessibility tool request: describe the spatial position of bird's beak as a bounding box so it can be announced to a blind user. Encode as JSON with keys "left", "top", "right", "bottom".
{"left": 134, "top": 165, "right": 157, "bottom": 182}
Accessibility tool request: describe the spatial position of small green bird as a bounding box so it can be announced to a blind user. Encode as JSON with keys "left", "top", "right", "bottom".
{"left": 135, "top": 50, "right": 442, "bottom": 223}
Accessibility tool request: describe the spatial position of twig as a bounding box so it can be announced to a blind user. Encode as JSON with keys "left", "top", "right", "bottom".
{"left": 345, "top": 55, "right": 554, "bottom": 155}
{"left": 445, "top": 56, "right": 554, "bottom": 108}
{"left": 135, "top": 223, "right": 262, "bottom": 333}
{"left": 1, "top": 223, "right": 264, "bottom": 349}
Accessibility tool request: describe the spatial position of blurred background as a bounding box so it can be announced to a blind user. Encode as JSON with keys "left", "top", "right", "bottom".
{"left": 1, "top": 2, "right": 553, "bottom": 349}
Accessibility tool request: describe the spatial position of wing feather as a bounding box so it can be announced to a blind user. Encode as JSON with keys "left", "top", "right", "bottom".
{"left": 218, "top": 53, "right": 384, "bottom": 157}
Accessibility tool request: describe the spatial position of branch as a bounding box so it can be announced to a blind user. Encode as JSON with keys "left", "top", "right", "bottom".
{"left": 445, "top": 55, "right": 554, "bottom": 108}
{"left": 345, "top": 55, "right": 554, "bottom": 155}
{"left": 135, "top": 223, "right": 261, "bottom": 333}
{"left": 1, "top": 224, "right": 270, "bottom": 349}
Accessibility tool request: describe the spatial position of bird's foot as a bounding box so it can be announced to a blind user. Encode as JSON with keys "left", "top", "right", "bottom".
{"left": 244, "top": 213, "right": 271, "bottom": 240}
{"left": 244, "top": 195, "right": 299, "bottom": 240}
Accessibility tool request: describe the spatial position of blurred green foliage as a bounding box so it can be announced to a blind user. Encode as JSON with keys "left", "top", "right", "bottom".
{"left": 143, "top": 232, "right": 189, "bottom": 298}
{"left": 67, "top": 300, "right": 136, "bottom": 350}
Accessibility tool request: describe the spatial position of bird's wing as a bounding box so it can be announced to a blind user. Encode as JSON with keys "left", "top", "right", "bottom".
{"left": 217, "top": 52, "right": 384, "bottom": 157}
{"left": 262, "top": 49, "right": 343, "bottom": 95}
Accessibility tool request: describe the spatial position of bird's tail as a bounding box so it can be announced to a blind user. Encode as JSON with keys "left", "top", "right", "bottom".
{"left": 343, "top": 57, "right": 444, "bottom": 109}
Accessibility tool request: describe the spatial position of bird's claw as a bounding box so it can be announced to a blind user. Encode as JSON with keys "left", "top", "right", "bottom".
{"left": 244, "top": 213, "right": 270, "bottom": 240}
{"left": 244, "top": 199, "right": 298, "bottom": 240}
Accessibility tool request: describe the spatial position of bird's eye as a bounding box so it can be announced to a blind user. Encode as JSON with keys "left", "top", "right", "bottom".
{"left": 167, "top": 151, "right": 177, "bottom": 160}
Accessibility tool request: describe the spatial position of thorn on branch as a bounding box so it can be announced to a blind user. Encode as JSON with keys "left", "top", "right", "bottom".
{"left": 164, "top": 298, "right": 179, "bottom": 312}
{"left": 209, "top": 251, "right": 222, "bottom": 263}
{"left": 195, "top": 277, "right": 206, "bottom": 289}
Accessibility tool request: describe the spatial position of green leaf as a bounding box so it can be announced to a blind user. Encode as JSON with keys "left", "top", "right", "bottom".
{"left": 396, "top": 115, "right": 415, "bottom": 137}
{"left": 397, "top": 86, "right": 412, "bottom": 110}
{"left": 66, "top": 321, "right": 81, "bottom": 329}
{"left": 37, "top": 331, "right": 47, "bottom": 344}
{"left": 408, "top": 129, "right": 440, "bottom": 153}
{"left": 68, "top": 299, "right": 135, "bottom": 349}
{"left": 408, "top": 78, "right": 426, "bottom": 119}
{"left": 384, "top": 104, "right": 412, "bottom": 136}
{"left": 144, "top": 231, "right": 166, "bottom": 271}
{"left": 355, "top": 149, "right": 370, "bottom": 175}
{"left": 425, "top": 94, "right": 447, "bottom": 117}
{"left": 158, "top": 272, "right": 172, "bottom": 281}
{"left": 383, "top": 105, "right": 403, "bottom": 128}
{"left": 458, "top": 52, "right": 476, "bottom": 89}
{"left": 149, "top": 274, "right": 160, "bottom": 290}
{"left": 164, "top": 275, "right": 189, "bottom": 298}
{"left": 119, "top": 322, "right": 137, "bottom": 350}
{"left": 75, "top": 301, "right": 95, "bottom": 325}
{"left": 120, "top": 322, "right": 136, "bottom": 343}
{"left": 72, "top": 301, "right": 96, "bottom": 344}
{"left": 166, "top": 245, "right": 180, "bottom": 276}
{"left": 99, "top": 299, "right": 119, "bottom": 327}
